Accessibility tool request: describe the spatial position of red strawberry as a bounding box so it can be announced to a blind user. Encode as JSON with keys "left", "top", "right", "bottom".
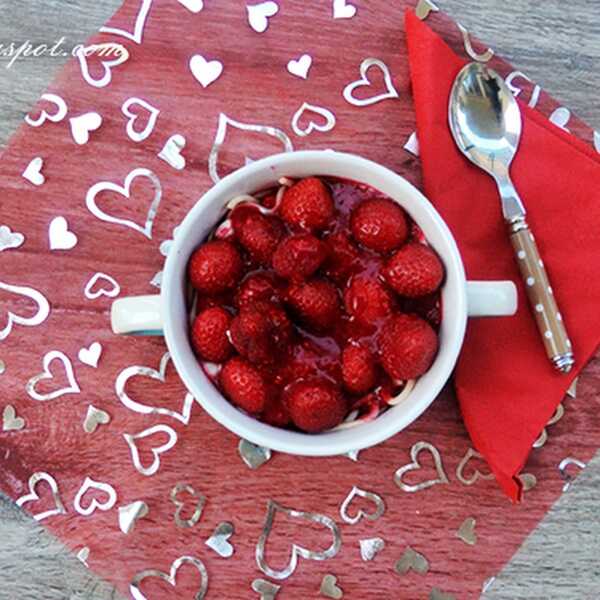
{"left": 220, "top": 357, "right": 267, "bottom": 414}
{"left": 286, "top": 279, "right": 340, "bottom": 332}
{"left": 190, "top": 306, "right": 233, "bottom": 363}
{"left": 188, "top": 240, "right": 243, "bottom": 295}
{"left": 230, "top": 302, "right": 292, "bottom": 365}
{"left": 235, "top": 272, "right": 281, "bottom": 309}
{"left": 350, "top": 198, "right": 409, "bottom": 253}
{"left": 378, "top": 313, "right": 438, "bottom": 380}
{"left": 341, "top": 343, "right": 377, "bottom": 395}
{"left": 279, "top": 177, "right": 335, "bottom": 231}
{"left": 232, "top": 205, "right": 283, "bottom": 266}
{"left": 383, "top": 243, "right": 444, "bottom": 298}
{"left": 261, "top": 394, "right": 291, "bottom": 427}
{"left": 343, "top": 276, "right": 395, "bottom": 326}
{"left": 284, "top": 379, "right": 347, "bottom": 432}
{"left": 272, "top": 233, "right": 328, "bottom": 282}
{"left": 323, "top": 231, "right": 362, "bottom": 283}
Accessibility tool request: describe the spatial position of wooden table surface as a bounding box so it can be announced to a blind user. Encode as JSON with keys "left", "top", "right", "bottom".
{"left": 1, "top": 1, "right": 600, "bottom": 599}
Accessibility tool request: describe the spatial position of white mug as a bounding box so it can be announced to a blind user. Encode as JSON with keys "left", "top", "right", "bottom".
{"left": 111, "top": 151, "right": 517, "bottom": 456}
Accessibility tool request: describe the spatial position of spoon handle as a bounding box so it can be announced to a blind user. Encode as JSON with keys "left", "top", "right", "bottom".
{"left": 509, "top": 217, "right": 574, "bottom": 373}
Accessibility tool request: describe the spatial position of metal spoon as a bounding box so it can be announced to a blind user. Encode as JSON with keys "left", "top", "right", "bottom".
{"left": 449, "top": 62, "right": 574, "bottom": 373}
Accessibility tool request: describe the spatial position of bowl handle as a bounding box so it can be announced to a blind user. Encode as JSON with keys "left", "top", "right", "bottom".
{"left": 110, "top": 295, "right": 163, "bottom": 335}
{"left": 466, "top": 281, "right": 517, "bottom": 317}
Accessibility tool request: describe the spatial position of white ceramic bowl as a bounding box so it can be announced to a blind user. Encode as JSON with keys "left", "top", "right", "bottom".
{"left": 112, "top": 151, "right": 516, "bottom": 456}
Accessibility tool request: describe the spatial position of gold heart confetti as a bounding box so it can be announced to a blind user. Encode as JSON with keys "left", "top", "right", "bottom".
{"left": 252, "top": 578, "right": 280, "bottom": 600}
{"left": 455, "top": 448, "right": 494, "bottom": 486}
{"left": 2, "top": 405, "right": 25, "bottom": 431}
{"left": 394, "top": 441, "right": 449, "bottom": 492}
{"left": 394, "top": 546, "right": 429, "bottom": 575}
{"left": 456, "top": 517, "right": 477, "bottom": 546}
{"left": 320, "top": 574, "right": 343, "bottom": 599}
{"left": 170, "top": 482, "right": 206, "bottom": 529}
{"left": 339, "top": 486, "right": 385, "bottom": 525}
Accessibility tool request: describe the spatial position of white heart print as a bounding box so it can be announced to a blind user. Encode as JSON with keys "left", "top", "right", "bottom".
{"left": 247, "top": 1, "right": 279, "bottom": 33}
{"left": 189, "top": 54, "right": 224, "bottom": 88}
{"left": 70, "top": 112, "right": 103, "bottom": 145}
{"left": 158, "top": 135, "right": 187, "bottom": 170}
{"left": 333, "top": 0, "right": 357, "bottom": 19}
{"left": 48, "top": 216, "right": 78, "bottom": 251}
{"left": 287, "top": 54, "right": 313, "bottom": 79}
{"left": 22, "top": 157, "right": 46, "bottom": 186}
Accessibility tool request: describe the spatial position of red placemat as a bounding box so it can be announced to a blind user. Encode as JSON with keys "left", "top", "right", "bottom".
{"left": 1, "top": 1, "right": 599, "bottom": 598}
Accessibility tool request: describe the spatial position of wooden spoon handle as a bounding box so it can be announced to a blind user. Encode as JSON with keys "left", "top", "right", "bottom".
{"left": 509, "top": 218, "right": 574, "bottom": 373}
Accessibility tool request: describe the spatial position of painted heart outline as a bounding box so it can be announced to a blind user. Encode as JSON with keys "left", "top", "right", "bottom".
{"left": 394, "top": 441, "right": 450, "bottom": 492}
{"left": 115, "top": 352, "right": 198, "bottom": 424}
{"left": 339, "top": 485, "right": 385, "bottom": 525}
{"left": 0, "top": 280, "right": 50, "bottom": 341}
{"left": 343, "top": 58, "right": 400, "bottom": 107}
{"left": 256, "top": 500, "right": 342, "bottom": 580}
{"left": 26, "top": 350, "right": 80, "bottom": 402}
{"left": 16, "top": 472, "right": 67, "bottom": 521}
{"left": 124, "top": 424, "right": 178, "bottom": 477}
{"left": 85, "top": 167, "right": 162, "bottom": 239}
{"left": 130, "top": 555, "right": 208, "bottom": 600}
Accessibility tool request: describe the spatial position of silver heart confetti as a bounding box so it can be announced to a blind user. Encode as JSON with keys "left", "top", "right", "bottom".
{"left": 505, "top": 71, "right": 541, "bottom": 109}
{"left": 118, "top": 500, "right": 149, "bottom": 534}
{"left": 287, "top": 54, "right": 312, "bottom": 79}
{"left": 158, "top": 134, "right": 187, "bottom": 170}
{"left": 247, "top": 1, "right": 279, "bottom": 33}
{"left": 83, "top": 405, "right": 111, "bottom": 434}
{"left": 256, "top": 500, "right": 342, "bottom": 580}
{"left": 415, "top": 0, "right": 439, "bottom": 20}
{"left": 76, "top": 546, "right": 90, "bottom": 567}
{"left": 519, "top": 473, "right": 538, "bottom": 492}
{"left": 394, "top": 441, "right": 450, "bottom": 492}
{"left": 403, "top": 132, "right": 420, "bottom": 157}
{"left": 559, "top": 457, "right": 586, "bottom": 492}
{"left": 205, "top": 522, "right": 234, "bottom": 557}
{"left": 208, "top": 113, "right": 293, "bottom": 183}
{"left": 291, "top": 102, "right": 336, "bottom": 137}
{"left": 78, "top": 342, "right": 102, "bottom": 368}
{"left": 22, "top": 157, "right": 46, "bottom": 186}
{"left": 25, "top": 93, "right": 68, "bottom": 127}
{"left": 320, "top": 574, "right": 343, "bottom": 599}
{"left": 124, "top": 424, "right": 178, "bottom": 477}
{"left": 343, "top": 58, "right": 399, "bottom": 107}
{"left": 116, "top": 352, "right": 198, "bottom": 424}
{"left": 76, "top": 42, "right": 129, "bottom": 88}
{"left": 533, "top": 403, "right": 565, "bottom": 449}
{"left": 0, "top": 280, "right": 50, "bottom": 341}
{"left": 2, "top": 405, "right": 25, "bottom": 431}
{"left": 16, "top": 472, "right": 67, "bottom": 521}
{"left": 456, "top": 448, "right": 494, "bottom": 486}
{"left": 122, "top": 97, "right": 160, "bottom": 142}
{"left": 239, "top": 439, "right": 272, "bottom": 469}
{"left": 130, "top": 556, "right": 208, "bottom": 600}
{"left": 333, "top": 0, "right": 356, "bottom": 19}
{"left": 395, "top": 546, "right": 429, "bottom": 575}
{"left": 457, "top": 23, "right": 494, "bottom": 63}
{"left": 456, "top": 517, "right": 477, "bottom": 546}
{"left": 74, "top": 477, "right": 117, "bottom": 516}
{"left": 86, "top": 168, "right": 162, "bottom": 239}
{"left": 100, "top": 0, "right": 152, "bottom": 43}
{"left": 0, "top": 359, "right": 5, "bottom": 375}
{"left": 252, "top": 578, "right": 280, "bottom": 600}
{"left": 49, "top": 216, "right": 78, "bottom": 250}
{"left": 0, "top": 225, "right": 25, "bottom": 252}
{"left": 550, "top": 107, "right": 571, "bottom": 131}
{"left": 359, "top": 537, "right": 385, "bottom": 561}
{"left": 171, "top": 482, "right": 206, "bottom": 528}
{"left": 345, "top": 449, "right": 361, "bottom": 462}
{"left": 339, "top": 486, "right": 385, "bottom": 525}
{"left": 567, "top": 377, "right": 578, "bottom": 398}
{"left": 26, "top": 350, "right": 81, "bottom": 401}
{"left": 70, "top": 112, "right": 103, "bottom": 145}
{"left": 177, "top": 0, "right": 204, "bottom": 12}
{"left": 189, "top": 53, "right": 224, "bottom": 88}
{"left": 84, "top": 272, "right": 121, "bottom": 300}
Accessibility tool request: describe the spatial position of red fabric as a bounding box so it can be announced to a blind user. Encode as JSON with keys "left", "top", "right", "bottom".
{"left": 405, "top": 9, "right": 600, "bottom": 500}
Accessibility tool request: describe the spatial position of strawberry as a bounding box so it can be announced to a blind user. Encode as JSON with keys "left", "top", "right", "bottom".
{"left": 382, "top": 243, "right": 444, "bottom": 298}
{"left": 341, "top": 343, "right": 377, "bottom": 395}
{"left": 286, "top": 279, "right": 340, "bottom": 332}
{"left": 377, "top": 313, "right": 438, "bottom": 380}
{"left": 343, "top": 275, "right": 395, "bottom": 326}
{"left": 220, "top": 357, "right": 267, "bottom": 414}
{"left": 231, "top": 205, "right": 283, "bottom": 266}
{"left": 272, "top": 233, "right": 328, "bottom": 282}
{"left": 350, "top": 198, "right": 409, "bottom": 254}
{"left": 279, "top": 177, "right": 335, "bottom": 231}
{"left": 261, "top": 394, "right": 291, "bottom": 427}
{"left": 235, "top": 272, "right": 281, "bottom": 309}
{"left": 323, "top": 231, "right": 362, "bottom": 283}
{"left": 188, "top": 240, "right": 243, "bottom": 295}
{"left": 284, "top": 379, "right": 347, "bottom": 432}
{"left": 190, "top": 306, "right": 233, "bottom": 363}
{"left": 230, "top": 301, "right": 292, "bottom": 365}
